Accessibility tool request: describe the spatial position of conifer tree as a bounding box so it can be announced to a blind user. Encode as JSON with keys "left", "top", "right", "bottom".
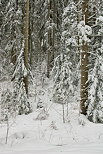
{"left": 87, "top": 11, "right": 103, "bottom": 123}
{"left": 1, "top": 0, "right": 23, "bottom": 78}
{"left": 12, "top": 42, "right": 32, "bottom": 115}
{"left": 52, "top": 0, "right": 78, "bottom": 106}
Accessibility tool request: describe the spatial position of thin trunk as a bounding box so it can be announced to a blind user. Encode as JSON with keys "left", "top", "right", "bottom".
{"left": 80, "top": 0, "right": 89, "bottom": 115}
{"left": 47, "top": 0, "right": 55, "bottom": 78}
{"left": 23, "top": 0, "right": 29, "bottom": 94}
{"left": 11, "top": 49, "right": 16, "bottom": 65}
{"left": 62, "top": 103, "right": 65, "bottom": 123}
{"left": 11, "top": 31, "right": 16, "bottom": 66}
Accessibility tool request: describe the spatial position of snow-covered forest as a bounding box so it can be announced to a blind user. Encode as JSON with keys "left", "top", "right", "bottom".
{"left": 0, "top": 0, "right": 103, "bottom": 153}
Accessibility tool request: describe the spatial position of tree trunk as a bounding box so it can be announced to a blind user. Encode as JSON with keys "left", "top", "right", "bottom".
{"left": 47, "top": 0, "right": 55, "bottom": 78}
{"left": 80, "top": 43, "right": 88, "bottom": 115}
{"left": 23, "top": 0, "right": 29, "bottom": 94}
{"left": 80, "top": 0, "right": 89, "bottom": 115}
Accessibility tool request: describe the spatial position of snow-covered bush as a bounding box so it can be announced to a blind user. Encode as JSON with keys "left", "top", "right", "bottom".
{"left": 0, "top": 89, "right": 12, "bottom": 121}
{"left": 16, "top": 79, "right": 32, "bottom": 115}
{"left": 50, "top": 121, "right": 58, "bottom": 130}
{"left": 36, "top": 108, "right": 49, "bottom": 120}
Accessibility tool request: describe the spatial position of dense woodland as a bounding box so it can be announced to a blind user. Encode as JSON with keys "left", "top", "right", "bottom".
{"left": 0, "top": 0, "right": 103, "bottom": 124}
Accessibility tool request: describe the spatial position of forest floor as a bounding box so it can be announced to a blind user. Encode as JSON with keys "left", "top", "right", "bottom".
{"left": 0, "top": 80, "right": 103, "bottom": 154}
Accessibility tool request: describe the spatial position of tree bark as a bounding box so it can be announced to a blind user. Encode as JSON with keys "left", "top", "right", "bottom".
{"left": 80, "top": 43, "right": 88, "bottom": 115}
{"left": 47, "top": 0, "right": 55, "bottom": 78}
{"left": 80, "top": 0, "right": 89, "bottom": 115}
{"left": 23, "top": 0, "right": 29, "bottom": 94}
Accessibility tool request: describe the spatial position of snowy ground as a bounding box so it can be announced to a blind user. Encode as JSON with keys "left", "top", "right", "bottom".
{"left": 0, "top": 105, "right": 103, "bottom": 154}
{"left": 0, "top": 81, "right": 103, "bottom": 154}
{"left": 0, "top": 143, "right": 103, "bottom": 154}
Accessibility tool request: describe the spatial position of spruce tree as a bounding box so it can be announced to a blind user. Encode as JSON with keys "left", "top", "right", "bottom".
{"left": 12, "top": 42, "right": 32, "bottom": 115}
{"left": 52, "top": 0, "right": 78, "bottom": 105}
{"left": 87, "top": 14, "right": 103, "bottom": 123}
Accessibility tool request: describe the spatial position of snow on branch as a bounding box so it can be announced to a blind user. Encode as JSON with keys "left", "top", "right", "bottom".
{"left": 78, "top": 21, "right": 92, "bottom": 44}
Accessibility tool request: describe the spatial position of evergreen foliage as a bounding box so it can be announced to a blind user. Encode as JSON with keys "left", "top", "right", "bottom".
{"left": 12, "top": 43, "right": 32, "bottom": 115}
{"left": 87, "top": 15, "right": 103, "bottom": 123}
{"left": 52, "top": 0, "right": 78, "bottom": 105}
{"left": 0, "top": 89, "right": 12, "bottom": 121}
{"left": 52, "top": 53, "right": 74, "bottom": 104}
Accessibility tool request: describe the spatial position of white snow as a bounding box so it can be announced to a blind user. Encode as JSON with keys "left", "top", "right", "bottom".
{"left": 0, "top": 81, "right": 103, "bottom": 154}
{"left": 78, "top": 21, "right": 92, "bottom": 43}
{"left": 96, "top": 16, "right": 103, "bottom": 24}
